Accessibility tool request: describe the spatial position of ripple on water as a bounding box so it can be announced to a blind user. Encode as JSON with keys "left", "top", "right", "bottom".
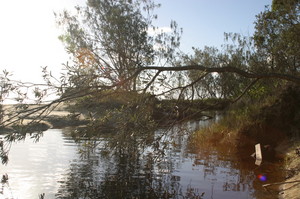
{"left": 0, "top": 126, "right": 285, "bottom": 199}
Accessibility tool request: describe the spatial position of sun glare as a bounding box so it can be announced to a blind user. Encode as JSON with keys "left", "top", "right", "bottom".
{"left": 0, "top": 0, "right": 83, "bottom": 82}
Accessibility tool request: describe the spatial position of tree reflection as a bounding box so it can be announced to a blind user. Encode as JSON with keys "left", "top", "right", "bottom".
{"left": 0, "top": 115, "right": 285, "bottom": 198}
{"left": 56, "top": 122, "right": 207, "bottom": 199}
{"left": 188, "top": 131, "right": 286, "bottom": 199}
{"left": 0, "top": 130, "right": 44, "bottom": 164}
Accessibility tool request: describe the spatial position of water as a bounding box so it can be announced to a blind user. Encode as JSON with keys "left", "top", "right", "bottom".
{"left": 0, "top": 121, "right": 284, "bottom": 199}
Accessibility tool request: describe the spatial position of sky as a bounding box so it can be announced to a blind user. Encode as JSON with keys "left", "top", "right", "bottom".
{"left": 0, "top": 0, "right": 272, "bottom": 83}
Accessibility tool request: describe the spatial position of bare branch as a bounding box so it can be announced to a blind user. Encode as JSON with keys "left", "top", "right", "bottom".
{"left": 139, "top": 65, "right": 300, "bottom": 84}
{"left": 230, "top": 78, "right": 260, "bottom": 103}
{"left": 142, "top": 70, "right": 161, "bottom": 93}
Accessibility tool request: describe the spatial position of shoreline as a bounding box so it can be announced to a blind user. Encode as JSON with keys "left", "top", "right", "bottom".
{"left": 0, "top": 104, "right": 88, "bottom": 133}
{"left": 277, "top": 140, "right": 300, "bottom": 199}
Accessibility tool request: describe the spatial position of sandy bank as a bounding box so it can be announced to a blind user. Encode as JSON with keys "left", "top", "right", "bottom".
{"left": 1, "top": 104, "right": 87, "bottom": 131}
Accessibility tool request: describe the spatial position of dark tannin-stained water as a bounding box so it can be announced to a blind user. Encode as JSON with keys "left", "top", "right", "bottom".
{"left": 0, "top": 121, "right": 285, "bottom": 199}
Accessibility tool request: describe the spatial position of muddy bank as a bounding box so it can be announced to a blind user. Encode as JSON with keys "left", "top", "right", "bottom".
{"left": 277, "top": 140, "right": 300, "bottom": 199}
{"left": 190, "top": 84, "right": 300, "bottom": 198}
{"left": 236, "top": 85, "right": 300, "bottom": 198}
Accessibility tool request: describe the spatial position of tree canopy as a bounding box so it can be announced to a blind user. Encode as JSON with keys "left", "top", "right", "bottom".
{"left": 255, "top": 0, "right": 300, "bottom": 73}
{"left": 0, "top": 0, "right": 299, "bottom": 131}
{"left": 55, "top": 0, "right": 181, "bottom": 92}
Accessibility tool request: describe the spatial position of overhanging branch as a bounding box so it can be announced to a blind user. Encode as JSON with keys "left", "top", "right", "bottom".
{"left": 138, "top": 65, "right": 300, "bottom": 84}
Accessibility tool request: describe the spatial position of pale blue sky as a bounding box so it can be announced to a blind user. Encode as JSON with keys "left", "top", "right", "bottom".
{"left": 154, "top": 0, "right": 272, "bottom": 52}
{"left": 0, "top": 0, "right": 272, "bottom": 83}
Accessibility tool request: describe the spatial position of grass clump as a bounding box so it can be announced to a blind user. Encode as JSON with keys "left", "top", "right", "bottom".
{"left": 189, "top": 84, "right": 300, "bottom": 166}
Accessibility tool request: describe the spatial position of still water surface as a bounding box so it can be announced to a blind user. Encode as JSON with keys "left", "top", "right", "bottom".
{"left": 0, "top": 121, "right": 283, "bottom": 199}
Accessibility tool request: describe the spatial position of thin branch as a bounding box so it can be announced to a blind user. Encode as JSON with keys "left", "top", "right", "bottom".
{"left": 142, "top": 70, "right": 161, "bottom": 93}
{"left": 230, "top": 78, "right": 260, "bottom": 103}
{"left": 0, "top": 77, "right": 135, "bottom": 127}
{"left": 176, "top": 72, "right": 210, "bottom": 100}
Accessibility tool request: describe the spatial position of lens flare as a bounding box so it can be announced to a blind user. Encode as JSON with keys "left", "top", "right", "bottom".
{"left": 257, "top": 174, "right": 267, "bottom": 182}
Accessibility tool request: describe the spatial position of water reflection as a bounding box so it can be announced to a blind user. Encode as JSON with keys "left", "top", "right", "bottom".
{"left": 0, "top": 129, "right": 78, "bottom": 198}
{"left": 0, "top": 120, "right": 284, "bottom": 198}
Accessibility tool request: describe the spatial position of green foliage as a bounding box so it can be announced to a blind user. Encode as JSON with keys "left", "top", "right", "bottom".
{"left": 190, "top": 84, "right": 300, "bottom": 154}
{"left": 272, "top": 0, "right": 299, "bottom": 11}
{"left": 257, "top": 84, "right": 300, "bottom": 132}
{"left": 254, "top": 1, "right": 300, "bottom": 73}
{"left": 183, "top": 34, "right": 254, "bottom": 100}
{"left": 245, "top": 78, "right": 281, "bottom": 102}
{"left": 68, "top": 90, "right": 148, "bottom": 114}
{"left": 181, "top": 1, "right": 299, "bottom": 102}
{"left": 56, "top": 0, "right": 181, "bottom": 91}
{"left": 68, "top": 91, "right": 157, "bottom": 137}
